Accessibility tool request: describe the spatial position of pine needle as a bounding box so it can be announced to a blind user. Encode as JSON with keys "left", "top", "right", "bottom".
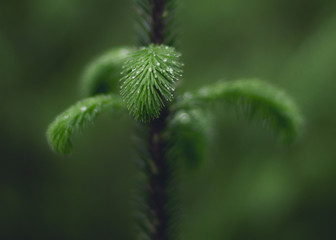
{"left": 46, "top": 94, "right": 124, "bottom": 155}
{"left": 120, "top": 44, "right": 183, "bottom": 122}
{"left": 173, "top": 79, "right": 303, "bottom": 143}
{"left": 81, "top": 47, "right": 133, "bottom": 96}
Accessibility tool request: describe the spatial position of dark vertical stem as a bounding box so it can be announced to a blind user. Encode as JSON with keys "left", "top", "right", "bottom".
{"left": 149, "top": 0, "right": 165, "bottom": 44}
{"left": 147, "top": 109, "right": 169, "bottom": 240}
{"left": 147, "top": 1, "right": 169, "bottom": 240}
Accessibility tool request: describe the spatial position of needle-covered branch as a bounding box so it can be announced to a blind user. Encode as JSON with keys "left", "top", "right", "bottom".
{"left": 81, "top": 47, "right": 134, "bottom": 96}
{"left": 173, "top": 79, "right": 303, "bottom": 143}
{"left": 120, "top": 44, "right": 183, "bottom": 122}
{"left": 165, "top": 109, "right": 213, "bottom": 169}
{"left": 47, "top": 95, "right": 124, "bottom": 155}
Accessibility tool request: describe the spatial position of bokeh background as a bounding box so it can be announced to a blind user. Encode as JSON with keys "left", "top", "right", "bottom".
{"left": 1, "top": 0, "right": 336, "bottom": 239}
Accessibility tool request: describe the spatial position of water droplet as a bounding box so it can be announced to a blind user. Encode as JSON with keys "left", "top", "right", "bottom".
{"left": 179, "top": 112, "right": 191, "bottom": 124}
{"left": 119, "top": 49, "right": 128, "bottom": 57}
{"left": 157, "top": 62, "right": 160, "bottom": 66}
{"left": 163, "top": 58, "right": 167, "bottom": 62}
{"left": 200, "top": 88, "right": 209, "bottom": 95}
{"left": 81, "top": 106, "right": 87, "bottom": 111}
{"left": 149, "top": 67, "right": 152, "bottom": 72}
{"left": 132, "top": 76, "right": 135, "bottom": 79}
{"left": 136, "top": 71, "right": 140, "bottom": 74}
{"left": 184, "top": 93, "right": 192, "bottom": 99}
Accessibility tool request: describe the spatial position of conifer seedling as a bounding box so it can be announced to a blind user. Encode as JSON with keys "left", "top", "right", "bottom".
{"left": 47, "top": 1, "right": 303, "bottom": 239}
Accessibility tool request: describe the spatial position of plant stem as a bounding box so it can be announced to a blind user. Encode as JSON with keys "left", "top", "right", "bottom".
{"left": 149, "top": 0, "right": 165, "bottom": 44}
{"left": 147, "top": 109, "right": 169, "bottom": 240}
{"left": 147, "top": 1, "right": 170, "bottom": 240}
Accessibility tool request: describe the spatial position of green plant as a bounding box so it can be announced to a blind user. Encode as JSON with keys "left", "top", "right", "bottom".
{"left": 46, "top": 0, "right": 303, "bottom": 240}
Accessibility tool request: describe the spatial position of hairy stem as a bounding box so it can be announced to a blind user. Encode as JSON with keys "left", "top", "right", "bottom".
{"left": 147, "top": 1, "right": 170, "bottom": 240}
{"left": 147, "top": 109, "right": 169, "bottom": 240}
{"left": 149, "top": 0, "right": 165, "bottom": 44}
{"left": 133, "top": 0, "right": 175, "bottom": 239}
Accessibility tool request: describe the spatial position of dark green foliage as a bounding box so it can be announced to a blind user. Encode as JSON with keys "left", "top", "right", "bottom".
{"left": 46, "top": 95, "right": 123, "bottom": 155}
{"left": 120, "top": 44, "right": 183, "bottom": 122}
{"left": 163, "top": 0, "right": 180, "bottom": 46}
{"left": 81, "top": 47, "right": 133, "bottom": 96}
{"left": 133, "top": 0, "right": 151, "bottom": 46}
{"left": 133, "top": 0, "right": 179, "bottom": 46}
{"left": 45, "top": 1, "right": 303, "bottom": 240}
{"left": 166, "top": 109, "right": 213, "bottom": 169}
{"left": 173, "top": 79, "right": 303, "bottom": 143}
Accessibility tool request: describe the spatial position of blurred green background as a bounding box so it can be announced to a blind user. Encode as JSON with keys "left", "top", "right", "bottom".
{"left": 1, "top": 0, "right": 336, "bottom": 239}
